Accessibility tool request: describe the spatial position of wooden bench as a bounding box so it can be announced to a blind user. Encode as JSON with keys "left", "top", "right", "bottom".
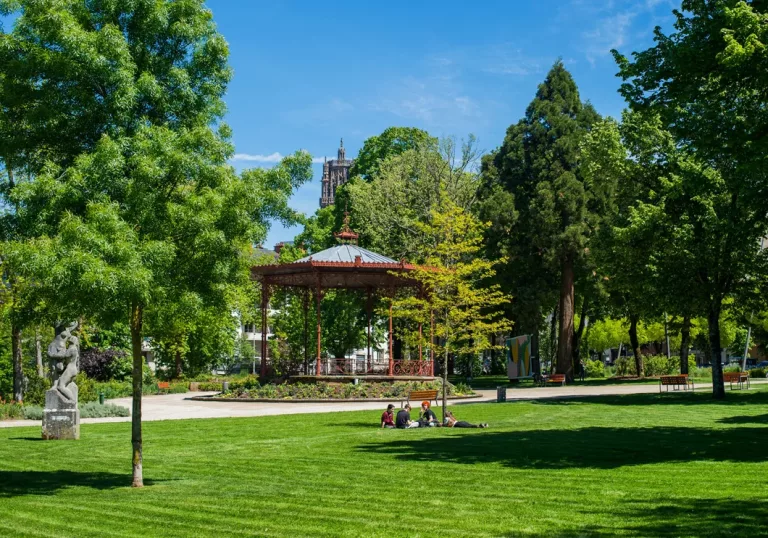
{"left": 723, "top": 371, "right": 750, "bottom": 390}
{"left": 157, "top": 381, "right": 170, "bottom": 393}
{"left": 546, "top": 374, "right": 566, "bottom": 386}
{"left": 401, "top": 389, "right": 439, "bottom": 408}
{"left": 659, "top": 375, "right": 694, "bottom": 392}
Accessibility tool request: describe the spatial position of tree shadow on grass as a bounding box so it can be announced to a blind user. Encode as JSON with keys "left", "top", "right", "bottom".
{"left": 525, "top": 389, "right": 768, "bottom": 408}
{"left": 499, "top": 497, "right": 768, "bottom": 537}
{"left": 357, "top": 426, "right": 767, "bottom": 469}
{"left": 718, "top": 414, "right": 768, "bottom": 425}
{"left": 0, "top": 471, "right": 166, "bottom": 497}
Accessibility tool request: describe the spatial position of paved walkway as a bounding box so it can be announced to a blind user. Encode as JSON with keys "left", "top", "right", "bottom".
{"left": 2, "top": 379, "right": 764, "bottom": 428}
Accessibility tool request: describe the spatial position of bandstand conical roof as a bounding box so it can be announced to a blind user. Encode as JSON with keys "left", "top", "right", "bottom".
{"left": 294, "top": 244, "right": 396, "bottom": 264}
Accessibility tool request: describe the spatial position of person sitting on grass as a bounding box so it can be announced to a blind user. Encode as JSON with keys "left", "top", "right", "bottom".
{"left": 381, "top": 404, "right": 395, "bottom": 428}
{"left": 395, "top": 404, "right": 420, "bottom": 428}
{"left": 419, "top": 401, "right": 440, "bottom": 427}
{"left": 444, "top": 410, "right": 488, "bottom": 429}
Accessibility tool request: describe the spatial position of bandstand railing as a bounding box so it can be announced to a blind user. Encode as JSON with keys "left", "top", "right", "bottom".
{"left": 317, "top": 359, "right": 434, "bottom": 376}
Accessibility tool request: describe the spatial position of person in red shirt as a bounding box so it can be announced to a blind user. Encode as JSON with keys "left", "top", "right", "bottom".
{"left": 381, "top": 404, "right": 395, "bottom": 428}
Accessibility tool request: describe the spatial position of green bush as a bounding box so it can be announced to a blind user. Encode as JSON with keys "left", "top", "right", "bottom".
{"left": 585, "top": 359, "right": 605, "bottom": 378}
{"left": 614, "top": 357, "right": 637, "bottom": 376}
{"left": 1, "top": 400, "right": 24, "bottom": 420}
{"left": 167, "top": 383, "right": 188, "bottom": 394}
{"left": 75, "top": 372, "right": 98, "bottom": 403}
{"left": 23, "top": 373, "right": 49, "bottom": 406}
{"left": 197, "top": 382, "right": 223, "bottom": 391}
{"left": 80, "top": 402, "right": 130, "bottom": 418}
{"left": 748, "top": 367, "right": 767, "bottom": 378}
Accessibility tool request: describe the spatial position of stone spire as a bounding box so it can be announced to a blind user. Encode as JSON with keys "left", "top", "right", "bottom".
{"left": 338, "top": 138, "right": 345, "bottom": 161}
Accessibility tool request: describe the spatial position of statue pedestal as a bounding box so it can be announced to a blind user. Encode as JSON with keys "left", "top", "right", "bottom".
{"left": 42, "top": 387, "right": 80, "bottom": 440}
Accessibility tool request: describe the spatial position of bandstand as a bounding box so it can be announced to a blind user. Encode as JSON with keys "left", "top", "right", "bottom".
{"left": 251, "top": 219, "right": 434, "bottom": 382}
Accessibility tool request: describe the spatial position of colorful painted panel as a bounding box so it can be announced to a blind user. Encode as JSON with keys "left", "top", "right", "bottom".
{"left": 506, "top": 335, "right": 532, "bottom": 379}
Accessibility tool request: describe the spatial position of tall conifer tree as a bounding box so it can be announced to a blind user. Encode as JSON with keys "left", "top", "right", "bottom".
{"left": 482, "top": 61, "right": 603, "bottom": 379}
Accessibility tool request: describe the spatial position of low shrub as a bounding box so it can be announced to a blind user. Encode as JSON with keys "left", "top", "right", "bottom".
{"left": 80, "top": 402, "right": 130, "bottom": 418}
{"left": 614, "top": 357, "right": 637, "bottom": 376}
{"left": 197, "top": 382, "right": 223, "bottom": 391}
{"left": 166, "top": 383, "right": 188, "bottom": 394}
{"left": 221, "top": 380, "right": 472, "bottom": 401}
{"left": 21, "top": 406, "right": 43, "bottom": 420}
{"left": 748, "top": 367, "right": 767, "bottom": 379}
{"left": 1, "top": 400, "right": 23, "bottom": 420}
{"left": 585, "top": 359, "right": 605, "bottom": 378}
{"left": 22, "top": 402, "right": 130, "bottom": 420}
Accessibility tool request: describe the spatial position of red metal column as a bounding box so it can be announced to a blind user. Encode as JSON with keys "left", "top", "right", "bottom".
{"left": 260, "top": 283, "right": 270, "bottom": 379}
{"left": 430, "top": 309, "right": 435, "bottom": 376}
{"left": 316, "top": 278, "right": 323, "bottom": 376}
{"left": 388, "top": 295, "right": 394, "bottom": 376}
{"left": 366, "top": 288, "right": 372, "bottom": 372}
{"left": 303, "top": 290, "right": 309, "bottom": 375}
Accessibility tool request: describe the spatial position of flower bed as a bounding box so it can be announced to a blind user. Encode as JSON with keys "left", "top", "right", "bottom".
{"left": 216, "top": 380, "right": 473, "bottom": 401}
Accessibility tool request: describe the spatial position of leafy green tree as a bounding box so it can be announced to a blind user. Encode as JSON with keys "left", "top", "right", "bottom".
{"left": 345, "top": 137, "right": 480, "bottom": 262}
{"left": 349, "top": 127, "right": 435, "bottom": 181}
{"left": 391, "top": 198, "right": 510, "bottom": 418}
{"left": 2, "top": 0, "right": 311, "bottom": 487}
{"left": 614, "top": 1, "right": 768, "bottom": 397}
{"left": 482, "top": 61, "right": 603, "bottom": 380}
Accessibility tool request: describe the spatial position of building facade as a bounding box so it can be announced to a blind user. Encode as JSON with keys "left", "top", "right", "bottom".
{"left": 319, "top": 139, "right": 353, "bottom": 208}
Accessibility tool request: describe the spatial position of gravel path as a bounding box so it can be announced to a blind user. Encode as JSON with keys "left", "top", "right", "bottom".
{"left": 2, "top": 379, "right": 764, "bottom": 428}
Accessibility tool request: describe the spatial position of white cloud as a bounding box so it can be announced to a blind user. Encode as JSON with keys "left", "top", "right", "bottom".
{"left": 232, "top": 152, "right": 325, "bottom": 164}
{"left": 579, "top": 10, "right": 636, "bottom": 66}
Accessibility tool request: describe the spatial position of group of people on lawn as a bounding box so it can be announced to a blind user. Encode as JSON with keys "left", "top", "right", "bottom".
{"left": 380, "top": 401, "right": 488, "bottom": 429}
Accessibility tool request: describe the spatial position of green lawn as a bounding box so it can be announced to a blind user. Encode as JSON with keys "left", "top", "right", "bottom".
{"left": 2, "top": 389, "right": 767, "bottom": 537}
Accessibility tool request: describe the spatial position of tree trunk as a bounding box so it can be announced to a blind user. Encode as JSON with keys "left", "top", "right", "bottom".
{"left": 556, "top": 257, "right": 575, "bottom": 380}
{"left": 680, "top": 315, "right": 691, "bottom": 375}
{"left": 442, "top": 346, "right": 449, "bottom": 422}
{"left": 628, "top": 314, "right": 644, "bottom": 377}
{"left": 708, "top": 300, "right": 725, "bottom": 399}
{"left": 12, "top": 325, "right": 23, "bottom": 402}
{"left": 174, "top": 348, "right": 183, "bottom": 379}
{"left": 35, "top": 329, "right": 44, "bottom": 377}
{"left": 130, "top": 303, "right": 144, "bottom": 488}
{"left": 571, "top": 300, "right": 588, "bottom": 375}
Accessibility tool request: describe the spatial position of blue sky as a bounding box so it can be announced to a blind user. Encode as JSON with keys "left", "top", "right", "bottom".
{"left": 12, "top": 1, "right": 679, "bottom": 248}
{"left": 215, "top": 0, "right": 679, "bottom": 248}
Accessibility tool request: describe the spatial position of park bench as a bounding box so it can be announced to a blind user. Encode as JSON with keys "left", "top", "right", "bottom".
{"left": 659, "top": 375, "right": 694, "bottom": 392}
{"left": 157, "top": 381, "right": 170, "bottom": 393}
{"left": 723, "top": 371, "right": 750, "bottom": 390}
{"left": 546, "top": 374, "right": 566, "bottom": 386}
{"left": 401, "top": 389, "right": 439, "bottom": 408}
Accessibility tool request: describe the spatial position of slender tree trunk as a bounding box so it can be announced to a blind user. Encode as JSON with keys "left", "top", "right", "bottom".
{"left": 130, "top": 303, "right": 144, "bottom": 488}
{"left": 442, "top": 346, "right": 449, "bottom": 422}
{"left": 12, "top": 325, "right": 23, "bottom": 402}
{"left": 680, "top": 315, "right": 691, "bottom": 375}
{"left": 628, "top": 314, "right": 644, "bottom": 377}
{"left": 35, "top": 329, "right": 44, "bottom": 378}
{"left": 174, "top": 347, "right": 183, "bottom": 379}
{"left": 557, "top": 257, "right": 575, "bottom": 380}
{"left": 708, "top": 299, "right": 725, "bottom": 399}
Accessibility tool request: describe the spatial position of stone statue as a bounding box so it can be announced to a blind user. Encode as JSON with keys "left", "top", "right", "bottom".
{"left": 48, "top": 321, "right": 80, "bottom": 403}
{"left": 42, "top": 321, "right": 80, "bottom": 440}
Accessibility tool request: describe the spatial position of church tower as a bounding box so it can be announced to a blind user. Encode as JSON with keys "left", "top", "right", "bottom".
{"left": 319, "top": 138, "right": 353, "bottom": 208}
